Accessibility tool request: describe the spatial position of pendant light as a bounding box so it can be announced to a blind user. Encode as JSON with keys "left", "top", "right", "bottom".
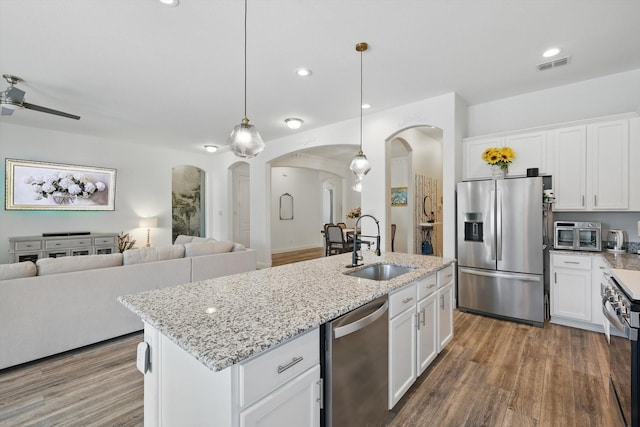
{"left": 227, "top": 0, "right": 265, "bottom": 158}
{"left": 349, "top": 42, "right": 371, "bottom": 177}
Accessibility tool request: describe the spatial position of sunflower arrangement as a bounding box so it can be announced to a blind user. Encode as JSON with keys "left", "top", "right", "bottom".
{"left": 482, "top": 146, "right": 515, "bottom": 170}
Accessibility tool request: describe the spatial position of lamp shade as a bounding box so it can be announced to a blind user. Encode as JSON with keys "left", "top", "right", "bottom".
{"left": 227, "top": 118, "right": 265, "bottom": 158}
{"left": 139, "top": 217, "right": 158, "bottom": 228}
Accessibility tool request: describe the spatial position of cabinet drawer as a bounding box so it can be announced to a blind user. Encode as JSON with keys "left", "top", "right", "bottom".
{"left": 94, "top": 236, "right": 115, "bottom": 245}
{"left": 417, "top": 274, "right": 437, "bottom": 300}
{"left": 437, "top": 264, "right": 455, "bottom": 288}
{"left": 45, "top": 238, "right": 92, "bottom": 249}
{"left": 15, "top": 241, "right": 42, "bottom": 251}
{"left": 389, "top": 284, "right": 417, "bottom": 318}
{"left": 552, "top": 254, "right": 591, "bottom": 269}
{"left": 238, "top": 327, "right": 319, "bottom": 409}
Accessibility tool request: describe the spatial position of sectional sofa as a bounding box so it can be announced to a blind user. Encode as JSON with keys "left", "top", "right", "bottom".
{"left": 0, "top": 237, "right": 256, "bottom": 370}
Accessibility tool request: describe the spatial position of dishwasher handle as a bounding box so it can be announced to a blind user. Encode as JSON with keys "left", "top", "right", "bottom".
{"left": 333, "top": 300, "right": 388, "bottom": 339}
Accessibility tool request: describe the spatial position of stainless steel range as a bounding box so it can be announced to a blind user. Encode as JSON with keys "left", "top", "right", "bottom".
{"left": 602, "top": 272, "right": 640, "bottom": 426}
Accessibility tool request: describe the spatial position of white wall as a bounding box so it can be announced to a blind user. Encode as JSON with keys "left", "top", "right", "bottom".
{"left": 270, "top": 166, "right": 333, "bottom": 253}
{"left": 468, "top": 68, "right": 640, "bottom": 137}
{"left": 0, "top": 123, "right": 221, "bottom": 264}
{"left": 390, "top": 155, "right": 410, "bottom": 253}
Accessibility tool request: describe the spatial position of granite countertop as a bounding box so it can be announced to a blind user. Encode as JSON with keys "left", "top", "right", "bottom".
{"left": 118, "top": 251, "right": 455, "bottom": 372}
{"left": 551, "top": 249, "right": 640, "bottom": 271}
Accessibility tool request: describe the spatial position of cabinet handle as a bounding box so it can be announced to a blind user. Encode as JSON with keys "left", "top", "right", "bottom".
{"left": 440, "top": 295, "right": 444, "bottom": 309}
{"left": 563, "top": 261, "right": 580, "bottom": 265}
{"left": 582, "top": 195, "right": 585, "bottom": 206}
{"left": 420, "top": 308, "right": 426, "bottom": 326}
{"left": 594, "top": 195, "right": 597, "bottom": 206}
{"left": 554, "top": 272, "right": 557, "bottom": 283}
{"left": 316, "top": 379, "right": 324, "bottom": 408}
{"left": 277, "top": 356, "right": 303, "bottom": 374}
{"left": 402, "top": 297, "right": 414, "bottom": 304}
{"left": 415, "top": 312, "right": 420, "bottom": 330}
{"left": 427, "top": 284, "right": 436, "bottom": 289}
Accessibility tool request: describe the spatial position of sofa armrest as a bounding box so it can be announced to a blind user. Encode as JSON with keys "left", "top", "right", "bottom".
{"left": 190, "top": 248, "right": 256, "bottom": 282}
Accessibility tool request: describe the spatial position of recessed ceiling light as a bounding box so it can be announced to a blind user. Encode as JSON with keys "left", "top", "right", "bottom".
{"left": 285, "top": 118, "right": 304, "bottom": 129}
{"left": 543, "top": 47, "right": 561, "bottom": 58}
{"left": 204, "top": 145, "right": 218, "bottom": 153}
{"left": 159, "top": 0, "right": 179, "bottom": 6}
{"left": 296, "top": 68, "right": 312, "bottom": 77}
{"left": 361, "top": 103, "right": 371, "bottom": 109}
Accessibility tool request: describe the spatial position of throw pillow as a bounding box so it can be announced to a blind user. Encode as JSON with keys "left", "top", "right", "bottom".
{"left": 184, "top": 240, "right": 235, "bottom": 257}
{"left": 0, "top": 261, "right": 37, "bottom": 280}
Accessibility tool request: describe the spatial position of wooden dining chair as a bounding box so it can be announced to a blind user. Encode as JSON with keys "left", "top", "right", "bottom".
{"left": 326, "top": 225, "right": 354, "bottom": 255}
{"left": 323, "top": 223, "right": 334, "bottom": 256}
{"left": 336, "top": 222, "right": 347, "bottom": 229}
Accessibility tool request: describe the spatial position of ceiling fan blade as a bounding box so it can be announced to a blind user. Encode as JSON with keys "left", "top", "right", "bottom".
{"left": 1, "top": 106, "right": 16, "bottom": 116}
{"left": 23, "top": 102, "right": 80, "bottom": 120}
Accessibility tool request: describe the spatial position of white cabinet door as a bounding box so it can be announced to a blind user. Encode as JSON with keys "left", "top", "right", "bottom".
{"left": 591, "top": 256, "right": 608, "bottom": 327}
{"left": 463, "top": 136, "right": 503, "bottom": 181}
{"left": 389, "top": 306, "right": 417, "bottom": 409}
{"left": 240, "top": 365, "right": 320, "bottom": 427}
{"left": 552, "top": 126, "right": 587, "bottom": 211}
{"left": 416, "top": 292, "right": 438, "bottom": 376}
{"left": 551, "top": 254, "right": 592, "bottom": 322}
{"left": 587, "top": 120, "right": 629, "bottom": 210}
{"left": 504, "top": 131, "right": 548, "bottom": 177}
{"left": 437, "top": 283, "right": 454, "bottom": 351}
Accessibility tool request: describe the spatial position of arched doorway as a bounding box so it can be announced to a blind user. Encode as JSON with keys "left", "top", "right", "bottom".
{"left": 386, "top": 126, "right": 444, "bottom": 256}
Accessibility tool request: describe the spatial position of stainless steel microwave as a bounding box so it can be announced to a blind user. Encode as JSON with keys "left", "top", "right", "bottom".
{"left": 554, "top": 221, "right": 601, "bottom": 251}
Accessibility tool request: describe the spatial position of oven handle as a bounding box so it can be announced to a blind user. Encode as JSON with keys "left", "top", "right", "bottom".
{"left": 602, "top": 297, "right": 638, "bottom": 341}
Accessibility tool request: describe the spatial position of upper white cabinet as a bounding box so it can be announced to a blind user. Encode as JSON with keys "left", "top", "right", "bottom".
{"left": 463, "top": 114, "right": 639, "bottom": 212}
{"left": 463, "top": 131, "right": 548, "bottom": 181}
{"left": 553, "top": 119, "right": 629, "bottom": 211}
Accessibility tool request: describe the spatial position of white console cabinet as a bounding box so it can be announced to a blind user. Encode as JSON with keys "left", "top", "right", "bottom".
{"left": 9, "top": 233, "right": 118, "bottom": 263}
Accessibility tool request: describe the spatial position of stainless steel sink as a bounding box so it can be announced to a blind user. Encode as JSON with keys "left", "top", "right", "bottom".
{"left": 344, "top": 263, "right": 416, "bottom": 281}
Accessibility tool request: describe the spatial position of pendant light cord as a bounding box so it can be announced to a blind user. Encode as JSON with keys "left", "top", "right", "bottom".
{"left": 243, "top": 0, "right": 248, "bottom": 119}
{"left": 359, "top": 47, "right": 363, "bottom": 151}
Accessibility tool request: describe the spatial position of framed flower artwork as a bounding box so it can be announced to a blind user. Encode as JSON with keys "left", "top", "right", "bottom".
{"left": 5, "top": 158, "right": 116, "bottom": 211}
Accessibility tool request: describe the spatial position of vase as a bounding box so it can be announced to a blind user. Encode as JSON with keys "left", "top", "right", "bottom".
{"left": 491, "top": 165, "right": 507, "bottom": 179}
{"left": 52, "top": 192, "right": 77, "bottom": 205}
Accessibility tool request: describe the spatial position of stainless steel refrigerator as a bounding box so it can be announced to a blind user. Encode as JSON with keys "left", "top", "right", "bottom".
{"left": 457, "top": 177, "right": 544, "bottom": 326}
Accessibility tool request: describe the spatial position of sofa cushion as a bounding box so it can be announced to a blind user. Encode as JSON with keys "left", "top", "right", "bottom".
{"left": 191, "top": 237, "right": 217, "bottom": 243}
{"left": 0, "top": 261, "right": 37, "bottom": 280}
{"left": 184, "top": 240, "right": 235, "bottom": 257}
{"left": 36, "top": 253, "right": 123, "bottom": 276}
{"left": 123, "top": 245, "right": 185, "bottom": 265}
{"left": 174, "top": 235, "right": 196, "bottom": 245}
{"left": 232, "top": 242, "right": 246, "bottom": 252}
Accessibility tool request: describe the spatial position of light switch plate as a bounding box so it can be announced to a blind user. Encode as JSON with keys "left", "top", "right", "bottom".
{"left": 136, "top": 342, "right": 149, "bottom": 374}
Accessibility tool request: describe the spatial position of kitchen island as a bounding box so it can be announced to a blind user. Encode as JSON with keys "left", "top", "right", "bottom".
{"left": 119, "top": 251, "right": 455, "bottom": 427}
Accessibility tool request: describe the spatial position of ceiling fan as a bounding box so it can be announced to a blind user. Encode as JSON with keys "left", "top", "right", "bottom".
{"left": 0, "top": 74, "right": 80, "bottom": 120}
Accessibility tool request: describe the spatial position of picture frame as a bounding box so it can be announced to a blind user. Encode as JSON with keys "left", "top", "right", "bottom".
{"left": 5, "top": 158, "right": 116, "bottom": 211}
{"left": 390, "top": 186, "right": 408, "bottom": 206}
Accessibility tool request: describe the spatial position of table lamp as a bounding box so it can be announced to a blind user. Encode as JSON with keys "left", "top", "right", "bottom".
{"left": 139, "top": 217, "right": 158, "bottom": 248}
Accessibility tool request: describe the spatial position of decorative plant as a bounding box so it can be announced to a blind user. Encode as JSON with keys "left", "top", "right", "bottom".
{"left": 117, "top": 232, "right": 136, "bottom": 253}
{"left": 482, "top": 146, "right": 515, "bottom": 170}
{"left": 346, "top": 206, "right": 361, "bottom": 219}
{"left": 24, "top": 171, "right": 106, "bottom": 201}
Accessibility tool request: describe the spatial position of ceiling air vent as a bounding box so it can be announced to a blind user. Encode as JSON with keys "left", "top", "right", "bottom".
{"left": 537, "top": 56, "right": 571, "bottom": 71}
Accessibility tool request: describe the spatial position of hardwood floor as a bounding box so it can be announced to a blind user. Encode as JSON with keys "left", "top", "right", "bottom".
{"left": 271, "top": 247, "right": 325, "bottom": 266}
{"left": 388, "top": 311, "right": 614, "bottom": 427}
{"left": 0, "top": 310, "right": 614, "bottom": 426}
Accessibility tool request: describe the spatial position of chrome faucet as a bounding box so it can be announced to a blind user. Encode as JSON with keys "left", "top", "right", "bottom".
{"left": 349, "top": 214, "right": 381, "bottom": 267}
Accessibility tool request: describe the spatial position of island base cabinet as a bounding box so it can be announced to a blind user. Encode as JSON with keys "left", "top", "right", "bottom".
{"left": 417, "top": 292, "right": 438, "bottom": 375}
{"left": 438, "top": 282, "right": 454, "bottom": 352}
{"left": 389, "top": 306, "right": 417, "bottom": 409}
{"left": 239, "top": 365, "right": 320, "bottom": 427}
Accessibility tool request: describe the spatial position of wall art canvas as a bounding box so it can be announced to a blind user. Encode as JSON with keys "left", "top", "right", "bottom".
{"left": 172, "top": 165, "right": 205, "bottom": 242}
{"left": 5, "top": 158, "right": 116, "bottom": 211}
{"left": 390, "top": 186, "right": 408, "bottom": 206}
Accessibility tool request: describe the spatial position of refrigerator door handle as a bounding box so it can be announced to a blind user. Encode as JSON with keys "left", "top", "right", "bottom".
{"left": 490, "top": 189, "right": 496, "bottom": 260}
{"left": 459, "top": 267, "right": 542, "bottom": 282}
{"left": 496, "top": 189, "right": 503, "bottom": 261}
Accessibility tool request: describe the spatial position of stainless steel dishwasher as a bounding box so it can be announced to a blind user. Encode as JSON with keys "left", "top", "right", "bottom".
{"left": 322, "top": 294, "right": 389, "bottom": 427}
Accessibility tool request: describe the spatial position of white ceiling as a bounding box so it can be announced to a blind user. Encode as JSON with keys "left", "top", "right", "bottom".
{"left": 1, "top": 0, "right": 640, "bottom": 155}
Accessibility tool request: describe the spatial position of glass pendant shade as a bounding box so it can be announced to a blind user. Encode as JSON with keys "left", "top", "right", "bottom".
{"left": 227, "top": 117, "right": 265, "bottom": 158}
{"left": 350, "top": 150, "right": 371, "bottom": 176}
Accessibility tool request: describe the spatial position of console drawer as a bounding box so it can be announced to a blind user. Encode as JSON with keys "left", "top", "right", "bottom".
{"left": 94, "top": 236, "right": 116, "bottom": 245}
{"left": 15, "top": 241, "right": 42, "bottom": 251}
{"left": 45, "top": 238, "right": 92, "bottom": 249}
